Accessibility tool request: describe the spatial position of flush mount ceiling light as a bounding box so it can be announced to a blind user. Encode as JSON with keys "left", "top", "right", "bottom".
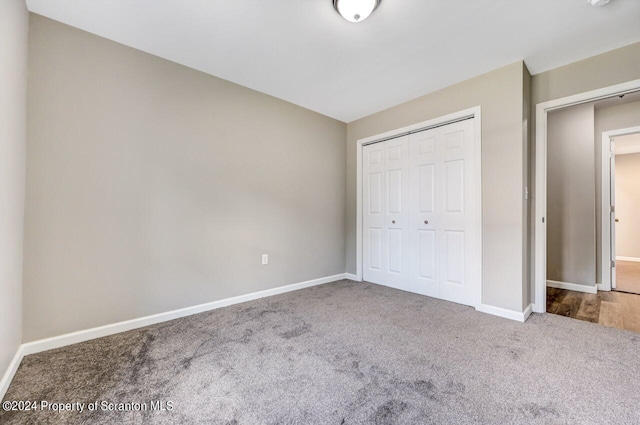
{"left": 588, "top": 0, "right": 611, "bottom": 6}
{"left": 333, "top": 0, "right": 381, "bottom": 23}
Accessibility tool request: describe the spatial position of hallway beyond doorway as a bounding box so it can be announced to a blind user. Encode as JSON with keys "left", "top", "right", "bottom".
{"left": 547, "top": 287, "right": 640, "bottom": 332}
{"left": 616, "top": 260, "right": 640, "bottom": 294}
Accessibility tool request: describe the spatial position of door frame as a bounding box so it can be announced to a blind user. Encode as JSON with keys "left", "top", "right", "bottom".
{"left": 601, "top": 126, "right": 640, "bottom": 291}
{"left": 355, "top": 106, "right": 483, "bottom": 308}
{"left": 533, "top": 79, "right": 640, "bottom": 313}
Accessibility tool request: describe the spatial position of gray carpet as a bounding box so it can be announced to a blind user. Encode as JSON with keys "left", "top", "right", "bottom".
{"left": 2, "top": 280, "right": 639, "bottom": 424}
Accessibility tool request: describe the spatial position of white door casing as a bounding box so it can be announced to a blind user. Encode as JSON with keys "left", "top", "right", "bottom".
{"left": 611, "top": 141, "right": 616, "bottom": 290}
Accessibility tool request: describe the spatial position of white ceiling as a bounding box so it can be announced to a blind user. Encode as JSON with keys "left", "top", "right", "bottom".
{"left": 26, "top": 0, "right": 640, "bottom": 122}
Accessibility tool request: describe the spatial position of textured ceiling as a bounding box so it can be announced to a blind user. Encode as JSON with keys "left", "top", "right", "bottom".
{"left": 26, "top": 0, "right": 640, "bottom": 122}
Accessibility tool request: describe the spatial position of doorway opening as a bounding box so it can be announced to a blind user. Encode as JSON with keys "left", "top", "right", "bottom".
{"left": 535, "top": 82, "right": 640, "bottom": 331}
{"left": 608, "top": 130, "right": 640, "bottom": 295}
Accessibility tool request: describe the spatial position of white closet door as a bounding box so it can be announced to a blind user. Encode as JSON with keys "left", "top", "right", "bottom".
{"left": 409, "top": 128, "right": 439, "bottom": 298}
{"left": 409, "top": 119, "right": 477, "bottom": 307}
{"left": 364, "top": 119, "right": 476, "bottom": 307}
{"left": 363, "top": 136, "right": 410, "bottom": 290}
{"left": 363, "top": 142, "right": 386, "bottom": 285}
{"left": 438, "top": 119, "right": 476, "bottom": 306}
{"left": 384, "top": 136, "right": 410, "bottom": 290}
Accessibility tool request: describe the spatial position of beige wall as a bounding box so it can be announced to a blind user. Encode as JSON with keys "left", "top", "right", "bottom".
{"left": 24, "top": 15, "right": 347, "bottom": 342}
{"left": 531, "top": 43, "right": 640, "bottom": 108}
{"left": 530, "top": 42, "right": 640, "bottom": 303}
{"left": 19, "top": 16, "right": 640, "bottom": 343}
{"left": 546, "top": 104, "right": 595, "bottom": 286}
{"left": 346, "top": 62, "right": 529, "bottom": 312}
{"left": 615, "top": 152, "right": 640, "bottom": 259}
{"left": 595, "top": 100, "right": 640, "bottom": 281}
{"left": 0, "top": 0, "right": 27, "bottom": 382}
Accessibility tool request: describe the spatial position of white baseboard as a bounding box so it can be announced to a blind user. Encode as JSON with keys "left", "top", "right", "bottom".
{"left": 0, "top": 273, "right": 347, "bottom": 399}
{"left": 477, "top": 303, "right": 533, "bottom": 322}
{"left": 344, "top": 273, "right": 360, "bottom": 281}
{"left": 547, "top": 280, "right": 597, "bottom": 294}
{"left": 616, "top": 256, "right": 640, "bottom": 263}
{"left": 0, "top": 273, "right": 345, "bottom": 384}
{"left": 0, "top": 346, "right": 25, "bottom": 402}
{"left": 21, "top": 273, "right": 346, "bottom": 357}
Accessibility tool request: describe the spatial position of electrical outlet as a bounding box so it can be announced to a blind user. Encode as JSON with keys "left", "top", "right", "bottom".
{"left": 261, "top": 254, "right": 268, "bottom": 265}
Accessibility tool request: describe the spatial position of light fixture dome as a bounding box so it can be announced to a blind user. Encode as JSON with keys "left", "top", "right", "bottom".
{"left": 333, "top": 0, "right": 381, "bottom": 23}
{"left": 587, "top": 0, "right": 611, "bottom": 6}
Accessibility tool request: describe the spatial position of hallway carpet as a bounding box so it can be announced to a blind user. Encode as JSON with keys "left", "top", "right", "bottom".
{"left": 2, "top": 280, "right": 639, "bottom": 424}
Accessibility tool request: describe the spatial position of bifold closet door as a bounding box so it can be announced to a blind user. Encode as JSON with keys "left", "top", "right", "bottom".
{"left": 362, "top": 136, "right": 410, "bottom": 291}
{"left": 363, "top": 118, "right": 477, "bottom": 307}
{"left": 409, "top": 119, "right": 477, "bottom": 307}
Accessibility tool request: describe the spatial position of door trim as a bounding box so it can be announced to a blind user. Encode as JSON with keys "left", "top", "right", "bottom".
{"left": 533, "top": 79, "right": 640, "bottom": 313}
{"left": 356, "top": 106, "right": 482, "bottom": 309}
{"left": 600, "top": 126, "right": 640, "bottom": 291}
